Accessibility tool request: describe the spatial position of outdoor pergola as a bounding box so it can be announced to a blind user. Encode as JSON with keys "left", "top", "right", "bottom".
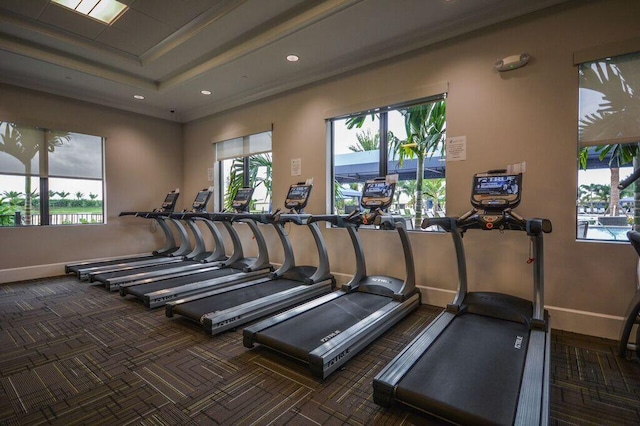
{"left": 334, "top": 151, "right": 445, "bottom": 184}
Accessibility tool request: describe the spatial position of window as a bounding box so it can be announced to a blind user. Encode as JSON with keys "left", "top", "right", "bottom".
{"left": 577, "top": 51, "right": 640, "bottom": 241}
{"left": 0, "top": 122, "right": 104, "bottom": 227}
{"left": 331, "top": 96, "right": 446, "bottom": 229}
{"left": 215, "top": 131, "right": 272, "bottom": 212}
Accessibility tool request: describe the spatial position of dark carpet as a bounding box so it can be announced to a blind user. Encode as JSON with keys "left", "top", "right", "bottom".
{"left": 0, "top": 276, "right": 639, "bottom": 425}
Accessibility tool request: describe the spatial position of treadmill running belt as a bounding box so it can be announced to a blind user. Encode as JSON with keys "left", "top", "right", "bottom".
{"left": 256, "top": 292, "right": 390, "bottom": 361}
{"left": 174, "top": 278, "right": 303, "bottom": 321}
{"left": 395, "top": 314, "right": 530, "bottom": 426}
{"left": 126, "top": 268, "right": 240, "bottom": 297}
{"left": 91, "top": 260, "right": 200, "bottom": 281}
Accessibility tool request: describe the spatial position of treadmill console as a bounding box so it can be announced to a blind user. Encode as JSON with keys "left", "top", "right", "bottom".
{"left": 232, "top": 187, "right": 255, "bottom": 212}
{"left": 191, "top": 189, "right": 213, "bottom": 212}
{"left": 471, "top": 172, "right": 521, "bottom": 211}
{"left": 160, "top": 192, "right": 179, "bottom": 212}
{"left": 284, "top": 184, "right": 312, "bottom": 212}
{"left": 361, "top": 178, "right": 395, "bottom": 210}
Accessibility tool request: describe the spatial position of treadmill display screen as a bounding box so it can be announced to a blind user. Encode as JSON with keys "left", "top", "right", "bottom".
{"left": 195, "top": 191, "right": 209, "bottom": 203}
{"left": 192, "top": 190, "right": 212, "bottom": 211}
{"left": 361, "top": 180, "right": 395, "bottom": 209}
{"left": 285, "top": 184, "right": 312, "bottom": 210}
{"left": 232, "top": 187, "right": 254, "bottom": 210}
{"left": 161, "top": 192, "right": 179, "bottom": 211}
{"left": 471, "top": 173, "right": 521, "bottom": 209}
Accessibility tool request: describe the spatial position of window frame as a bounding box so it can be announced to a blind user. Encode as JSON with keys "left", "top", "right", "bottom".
{"left": 329, "top": 94, "right": 447, "bottom": 229}
{"left": 0, "top": 121, "right": 105, "bottom": 227}
{"left": 576, "top": 50, "right": 640, "bottom": 242}
{"left": 213, "top": 131, "right": 272, "bottom": 212}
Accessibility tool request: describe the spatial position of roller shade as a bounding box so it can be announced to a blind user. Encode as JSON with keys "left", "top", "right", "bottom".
{"left": 578, "top": 50, "right": 640, "bottom": 147}
{"left": 214, "top": 131, "right": 272, "bottom": 162}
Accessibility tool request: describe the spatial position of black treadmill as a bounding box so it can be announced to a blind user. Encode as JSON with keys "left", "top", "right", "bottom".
{"left": 65, "top": 190, "right": 187, "bottom": 280}
{"left": 243, "top": 177, "right": 421, "bottom": 379}
{"left": 86, "top": 188, "right": 225, "bottom": 289}
{"left": 620, "top": 231, "right": 640, "bottom": 360}
{"left": 116, "top": 187, "right": 275, "bottom": 307}
{"left": 373, "top": 170, "right": 552, "bottom": 425}
{"left": 165, "top": 182, "right": 336, "bottom": 334}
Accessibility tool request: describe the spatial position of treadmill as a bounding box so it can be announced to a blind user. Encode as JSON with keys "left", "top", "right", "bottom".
{"left": 165, "top": 182, "right": 336, "bottom": 334}
{"left": 373, "top": 170, "right": 552, "bottom": 425}
{"left": 243, "top": 177, "right": 421, "bottom": 379}
{"left": 118, "top": 187, "right": 274, "bottom": 307}
{"left": 86, "top": 188, "right": 222, "bottom": 289}
{"left": 65, "top": 190, "right": 187, "bottom": 280}
{"left": 619, "top": 231, "right": 640, "bottom": 360}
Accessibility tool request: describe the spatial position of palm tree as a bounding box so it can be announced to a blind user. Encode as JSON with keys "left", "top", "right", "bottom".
{"left": 74, "top": 191, "right": 85, "bottom": 208}
{"left": 423, "top": 178, "right": 446, "bottom": 216}
{"left": 396, "top": 180, "right": 417, "bottom": 209}
{"left": 578, "top": 57, "right": 640, "bottom": 225}
{"left": 225, "top": 153, "right": 272, "bottom": 210}
{"left": 348, "top": 129, "right": 380, "bottom": 152}
{"left": 2, "top": 190, "right": 23, "bottom": 206}
{"left": 55, "top": 190, "right": 70, "bottom": 208}
{"left": 0, "top": 123, "right": 70, "bottom": 224}
{"left": 390, "top": 102, "right": 446, "bottom": 227}
{"left": 345, "top": 102, "right": 446, "bottom": 226}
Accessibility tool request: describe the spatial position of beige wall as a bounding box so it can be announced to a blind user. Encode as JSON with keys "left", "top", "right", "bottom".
{"left": 181, "top": 0, "right": 640, "bottom": 339}
{"left": 0, "top": 83, "right": 183, "bottom": 278}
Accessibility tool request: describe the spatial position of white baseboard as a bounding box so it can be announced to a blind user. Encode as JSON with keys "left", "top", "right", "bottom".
{"left": 0, "top": 267, "right": 629, "bottom": 342}
{"left": 1, "top": 262, "right": 69, "bottom": 284}
{"left": 0, "top": 254, "right": 146, "bottom": 284}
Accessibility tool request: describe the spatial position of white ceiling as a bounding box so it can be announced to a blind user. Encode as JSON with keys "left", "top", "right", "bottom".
{"left": 0, "top": 0, "right": 568, "bottom": 123}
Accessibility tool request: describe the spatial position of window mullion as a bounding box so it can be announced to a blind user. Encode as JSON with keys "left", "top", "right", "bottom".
{"left": 243, "top": 156, "right": 250, "bottom": 188}
{"left": 40, "top": 130, "right": 49, "bottom": 226}
{"left": 379, "top": 111, "right": 389, "bottom": 177}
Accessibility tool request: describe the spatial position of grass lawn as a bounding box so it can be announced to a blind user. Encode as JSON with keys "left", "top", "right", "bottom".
{"left": 50, "top": 207, "right": 103, "bottom": 214}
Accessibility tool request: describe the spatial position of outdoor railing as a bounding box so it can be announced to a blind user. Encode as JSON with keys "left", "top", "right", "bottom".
{"left": 0, "top": 213, "right": 104, "bottom": 226}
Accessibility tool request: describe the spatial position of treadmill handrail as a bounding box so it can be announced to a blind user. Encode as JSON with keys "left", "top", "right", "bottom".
{"left": 308, "top": 214, "right": 359, "bottom": 228}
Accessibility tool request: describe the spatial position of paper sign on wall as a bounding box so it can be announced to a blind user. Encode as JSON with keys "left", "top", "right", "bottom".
{"left": 207, "top": 167, "right": 215, "bottom": 181}
{"left": 291, "top": 158, "right": 301, "bottom": 176}
{"left": 446, "top": 136, "right": 466, "bottom": 161}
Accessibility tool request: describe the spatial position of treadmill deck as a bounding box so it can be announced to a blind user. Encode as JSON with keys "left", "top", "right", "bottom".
{"left": 395, "top": 313, "right": 530, "bottom": 425}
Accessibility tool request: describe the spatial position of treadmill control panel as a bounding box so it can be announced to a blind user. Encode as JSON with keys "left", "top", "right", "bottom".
{"left": 191, "top": 189, "right": 213, "bottom": 212}
{"left": 361, "top": 179, "right": 395, "bottom": 210}
{"left": 160, "top": 192, "right": 179, "bottom": 212}
{"left": 284, "top": 184, "right": 312, "bottom": 211}
{"left": 232, "top": 187, "right": 255, "bottom": 211}
{"left": 471, "top": 172, "right": 521, "bottom": 211}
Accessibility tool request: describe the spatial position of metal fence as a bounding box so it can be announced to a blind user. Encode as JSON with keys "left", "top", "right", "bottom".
{"left": 0, "top": 213, "right": 104, "bottom": 226}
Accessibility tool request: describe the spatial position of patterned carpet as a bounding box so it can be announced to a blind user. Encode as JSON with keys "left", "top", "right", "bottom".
{"left": 0, "top": 276, "right": 639, "bottom": 425}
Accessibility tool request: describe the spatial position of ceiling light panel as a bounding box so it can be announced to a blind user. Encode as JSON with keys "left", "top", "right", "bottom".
{"left": 51, "top": 0, "right": 128, "bottom": 24}
{"left": 76, "top": 0, "right": 100, "bottom": 14}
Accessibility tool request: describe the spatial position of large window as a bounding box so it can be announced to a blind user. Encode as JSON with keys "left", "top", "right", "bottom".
{"left": 0, "top": 122, "right": 104, "bottom": 227}
{"left": 215, "top": 131, "right": 272, "bottom": 212}
{"left": 577, "top": 51, "right": 640, "bottom": 241}
{"left": 331, "top": 96, "right": 446, "bottom": 229}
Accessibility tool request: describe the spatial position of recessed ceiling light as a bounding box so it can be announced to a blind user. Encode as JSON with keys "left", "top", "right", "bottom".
{"left": 201, "top": 90, "right": 212, "bottom": 95}
{"left": 133, "top": 94, "right": 144, "bottom": 100}
{"left": 286, "top": 54, "right": 299, "bottom": 62}
{"left": 51, "top": 0, "right": 128, "bottom": 24}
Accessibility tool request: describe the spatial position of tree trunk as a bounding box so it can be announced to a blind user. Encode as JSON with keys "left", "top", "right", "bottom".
{"left": 609, "top": 167, "right": 620, "bottom": 216}
{"left": 414, "top": 155, "right": 424, "bottom": 228}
